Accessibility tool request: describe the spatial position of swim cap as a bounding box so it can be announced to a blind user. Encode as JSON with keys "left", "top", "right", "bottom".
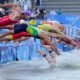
{"left": 19, "top": 19, "right": 27, "bottom": 24}
{"left": 59, "top": 25, "right": 64, "bottom": 30}
{"left": 22, "top": 10, "right": 31, "bottom": 16}
{"left": 48, "top": 21, "right": 60, "bottom": 25}
{"left": 29, "top": 20, "right": 36, "bottom": 26}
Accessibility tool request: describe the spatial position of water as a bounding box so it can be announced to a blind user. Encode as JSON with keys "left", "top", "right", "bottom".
{"left": 0, "top": 49, "right": 80, "bottom": 80}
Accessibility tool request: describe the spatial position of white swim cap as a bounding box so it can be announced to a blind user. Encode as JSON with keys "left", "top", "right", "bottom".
{"left": 19, "top": 19, "right": 27, "bottom": 24}
{"left": 48, "top": 20, "right": 60, "bottom": 25}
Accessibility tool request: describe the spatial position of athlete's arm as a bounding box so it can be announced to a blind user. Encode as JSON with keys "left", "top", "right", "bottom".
{"left": 0, "top": 3, "right": 17, "bottom": 8}
{"left": 46, "top": 32, "right": 65, "bottom": 38}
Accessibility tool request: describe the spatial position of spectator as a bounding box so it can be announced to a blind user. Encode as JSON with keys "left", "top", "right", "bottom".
{"left": 32, "top": 3, "right": 47, "bottom": 20}
{"left": 36, "top": 6, "right": 46, "bottom": 20}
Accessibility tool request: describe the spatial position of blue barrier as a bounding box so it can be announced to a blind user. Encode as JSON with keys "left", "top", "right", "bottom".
{"left": 0, "top": 38, "right": 46, "bottom": 63}
{"left": 46, "top": 14, "right": 80, "bottom": 25}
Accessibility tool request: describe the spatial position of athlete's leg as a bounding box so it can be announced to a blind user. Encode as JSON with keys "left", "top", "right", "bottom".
{"left": 13, "top": 37, "right": 30, "bottom": 43}
{"left": 39, "top": 32, "right": 60, "bottom": 55}
{"left": 41, "top": 40, "right": 55, "bottom": 58}
{"left": 43, "top": 45, "right": 55, "bottom": 56}
{"left": 0, "top": 30, "right": 14, "bottom": 38}
{"left": 41, "top": 42, "right": 56, "bottom": 63}
{"left": 0, "top": 25, "right": 14, "bottom": 30}
{"left": 37, "top": 50, "right": 52, "bottom": 64}
{"left": 0, "top": 35, "right": 13, "bottom": 41}
{"left": 0, "top": 35, "right": 29, "bottom": 41}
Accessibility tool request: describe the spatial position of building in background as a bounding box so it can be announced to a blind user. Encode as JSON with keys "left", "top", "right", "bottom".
{"left": 41, "top": 0, "right": 80, "bottom": 15}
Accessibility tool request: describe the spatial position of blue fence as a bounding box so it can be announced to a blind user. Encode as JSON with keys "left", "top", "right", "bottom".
{"left": 0, "top": 38, "right": 42, "bottom": 63}
{"left": 0, "top": 14, "right": 80, "bottom": 63}
{"left": 46, "top": 14, "right": 80, "bottom": 26}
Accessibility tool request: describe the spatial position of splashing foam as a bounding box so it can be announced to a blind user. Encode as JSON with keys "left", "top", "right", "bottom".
{"left": 56, "top": 49, "right": 80, "bottom": 67}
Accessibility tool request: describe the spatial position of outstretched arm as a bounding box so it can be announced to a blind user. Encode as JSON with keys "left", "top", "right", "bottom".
{"left": 46, "top": 31, "right": 65, "bottom": 38}
{"left": 0, "top": 3, "right": 17, "bottom": 8}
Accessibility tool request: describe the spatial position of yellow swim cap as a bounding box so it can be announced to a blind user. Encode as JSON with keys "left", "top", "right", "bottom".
{"left": 29, "top": 20, "right": 36, "bottom": 26}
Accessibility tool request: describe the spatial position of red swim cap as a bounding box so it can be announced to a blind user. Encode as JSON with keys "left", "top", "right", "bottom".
{"left": 59, "top": 25, "right": 64, "bottom": 30}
